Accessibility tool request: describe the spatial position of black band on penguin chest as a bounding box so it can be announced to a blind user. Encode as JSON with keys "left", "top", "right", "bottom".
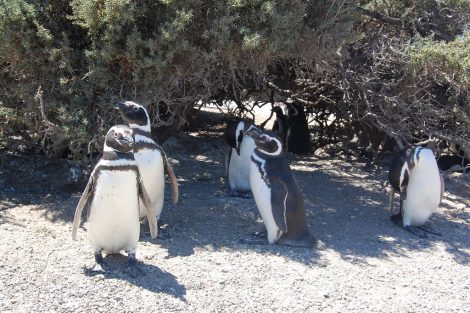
{"left": 91, "top": 164, "right": 140, "bottom": 205}
{"left": 132, "top": 130, "right": 163, "bottom": 153}
{"left": 94, "top": 164, "right": 140, "bottom": 178}
{"left": 134, "top": 142, "right": 162, "bottom": 152}
{"left": 102, "top": 151, "right": 134, "bottom": 161}
{"left": 131, "top": 128, "right": 160, "bottom": 152}
{"left": 132, "top": 128, "right": 151, "bottom": 137}
{"left": 251, "top": 155, "right": 270, "bottom": 187}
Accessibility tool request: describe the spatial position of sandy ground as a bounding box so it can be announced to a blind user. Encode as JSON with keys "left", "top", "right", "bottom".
{"left": 1, "top": 112, "right": 470, "bottom": 312}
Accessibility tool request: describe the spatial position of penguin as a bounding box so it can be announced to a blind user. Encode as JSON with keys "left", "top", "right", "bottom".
{"left": 112, "top": 100, "right": 178, "bottom": 228}
{"left": 224, "top": 119, "right": 260, "bottom": 197}
{"left": 388, "top": 146, "right": 445, "bottom": 237}
{"left": 72, "top": 125, "right": 157, "bottom": 273}
{"left": 244, "top": 127, "right": 312, "bottom": 247}
{"left": 271, "top": 99, "right": 310, "bottom": 154}
{"left": 271, "top": 105, "right": 288, "bottom": 149}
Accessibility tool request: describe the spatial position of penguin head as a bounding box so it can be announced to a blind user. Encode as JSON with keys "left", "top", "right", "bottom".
{"left": 413, "top": 147, "right": 435, "bottom": 168}
{"left": 285, "top": 102, "right": 298, "bottom": 116}
{"left": 272, "top": 106, "right": 285, "bottom": 118}
{"left": 246, "top": 129, "right": 283, "bottom": 157}
{"left": 224, "top": 119, "right": 241, "bottom": 149}
{"left": 113, "top": 100, "right": 150, "bottom": 130}
{"left": 224, "top": 119, "right": 250, "bottom": 150}
{"left": 104, "top": 125, "right": 134, "bottom": 153}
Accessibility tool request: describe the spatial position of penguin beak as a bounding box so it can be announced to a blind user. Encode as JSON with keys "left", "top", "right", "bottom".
{"left": 112, "top": 101, "right": 127, "bottom": 111}
{"left": 118, "top": 133, "right": 134, "bottom": 147}
{"left": 244, "top": 127, "right": 262, "bottom": 139}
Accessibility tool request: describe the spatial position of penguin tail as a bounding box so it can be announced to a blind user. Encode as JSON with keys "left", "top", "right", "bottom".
{"left": 163, "top": 154, "right": 179, "bottom": 205}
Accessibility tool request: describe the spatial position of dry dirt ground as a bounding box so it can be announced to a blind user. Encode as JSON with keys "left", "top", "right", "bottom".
{"left": 1, "top": 112, "right": 470, "bottom": 312}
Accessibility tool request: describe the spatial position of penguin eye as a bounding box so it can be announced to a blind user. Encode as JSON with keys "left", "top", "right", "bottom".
{"left": 133, "top": 106, "right": 139, "bottom": 112}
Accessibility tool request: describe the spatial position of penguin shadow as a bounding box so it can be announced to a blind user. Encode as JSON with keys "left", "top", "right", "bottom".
{"left": 431, "top": 179, "right": 470, "bottom": 265}
{"left": 0, "top": 201, "right": 29, "bottom": 227}
{"left": 139, "top": 222, "right": 198, "bottom": 259}
{"left": 292, "top": 155, "right": 470, "bottom": 265}
{"left": 139, "top": 191, "right": 323, "bottom": 266}
{"left": 83, "top": 253, "right": 186, "bottom": 301}
{"left": 35, "top": 194, "right": 77, "bottom": 223}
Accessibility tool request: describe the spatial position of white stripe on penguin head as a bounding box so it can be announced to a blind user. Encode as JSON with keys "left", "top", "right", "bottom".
{"left": 257, "top": 134, "right": 282, "bottom": 156}
{"left": 235, "top": 121, "right": 245, "bottom": 149}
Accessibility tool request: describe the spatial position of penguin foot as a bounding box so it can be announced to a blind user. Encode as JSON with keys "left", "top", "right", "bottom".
{"left": 85, "top": 251, "right": 107, "bottom": 274}
{"left": 390, "top": 213, "right": 402, "bottom": 226}
{"left": 403, "top": 226, "right": 428, "bottom": 238}
{"left": 277, "top": 235, "right": 314, "bottom": 248}
{"left": 418, "top": 225, "right": 442, "bottom": 237}
{"left": 238, "top": 191, "right": 253, "bottom": 199}
{"left": 124, "top": 254, "right": 145, "bottom": 278}
{"left": 229, "top": 190, "right": 253, "bottom": 199}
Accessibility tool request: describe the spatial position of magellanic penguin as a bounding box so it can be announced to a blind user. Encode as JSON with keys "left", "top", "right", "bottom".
{"left": 224, "top": 119, "right": 261, "bottom": 197}
{"left": 113, "top": 101, "right": 179, "bottom": 226}
{"left": 388, "top": 146, "right": 445, "bottom": 237}
{"left": 271, "top": 99, "right": 310, "bottom": 154}
{"left": 72, "top": 125, "right": 157, "bottom": 272}
{"left": 245, "top": 128, "right": 312, "bottom": 247}
{"left": 271, "top": 105, "right": 288, "bottom": 150}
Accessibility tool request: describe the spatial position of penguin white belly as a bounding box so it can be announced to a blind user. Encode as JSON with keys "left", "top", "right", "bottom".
{"left": 135, "top": 149, "right": 165, "bottom": 219}
{"left": 250, "top": 161, "right": 282, "bottom": 244}
{"left": 229, "top": 137, "right": 255, "bottom": 191}
{"left": 403, "top": 161, "right": 441, "bottom": 226}
{"left": 89, "top": 170, "right": 140, "bottom": 253}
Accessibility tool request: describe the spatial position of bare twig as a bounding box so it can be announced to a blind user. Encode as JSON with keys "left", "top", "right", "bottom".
{"left": 35, "top": 86, "right": 61, "bottom": 130}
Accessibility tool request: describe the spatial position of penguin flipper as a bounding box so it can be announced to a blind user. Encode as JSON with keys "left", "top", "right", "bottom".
{"left": 72, "top": 172, "right": 95, "bottom": 240}
{"left": 388, "top": 188, "right": 395, "bottom": 213}
{"left": 270, "top": 181, "right": 288, "bottom": 233}
{"left": 163, "top": 152, "right": 179, "bottom": 205}
{"left": 138, "top": 175, "right": 158, "bottom": 239}
{"left": 272, "top": 120, "right": 279, "bottom": 133}
{"left": 225, "top": 146, "right": 232, "bottom": 177}
{"left": 440, "top": 174, "right": 445, "bottom": 203}
{"left": 399, "top": 166, "right": 410, "bottom": 199}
